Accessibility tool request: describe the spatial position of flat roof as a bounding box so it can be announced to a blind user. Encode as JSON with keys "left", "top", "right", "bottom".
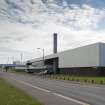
{"left": 28, "top": 42, "right": 105, "bottom": 63}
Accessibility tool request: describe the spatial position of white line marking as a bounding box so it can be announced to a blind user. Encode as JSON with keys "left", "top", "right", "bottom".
{"left": 53, "top": 93, "right": 90, "bottom": 105}
{"left": 11, "top": 77, "right": 90, "bottom": 105}
{"left": 11, "top": 78, "right": 51, "bottom": 93}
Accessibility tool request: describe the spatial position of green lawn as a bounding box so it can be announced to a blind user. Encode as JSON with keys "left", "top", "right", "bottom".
{"left": 0, "top": 78, "right": 42, "bottom": 105}
{"left": 45, "top": 75, "right": 105, "bottom": 85}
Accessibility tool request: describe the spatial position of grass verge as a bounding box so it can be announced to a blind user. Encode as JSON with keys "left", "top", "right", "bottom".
{"left": 43, "top": 74, "right": 105, "bottom": 85}
{"left": 0, "top": 78, "right": 42, "bottom": 105}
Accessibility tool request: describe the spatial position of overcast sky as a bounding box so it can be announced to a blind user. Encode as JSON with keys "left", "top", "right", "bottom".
{"left": 0, "top": 0, "right": 105, "bottom": 64}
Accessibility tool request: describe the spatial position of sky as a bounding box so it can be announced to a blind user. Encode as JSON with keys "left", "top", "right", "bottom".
{"left": 0, "top": 0, "right": 105, "bottom": 64}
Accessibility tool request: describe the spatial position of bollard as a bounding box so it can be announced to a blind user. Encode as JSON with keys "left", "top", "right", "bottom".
{"left": 100, "top": 80, "right": 103, "bottom": 84}
{"left": 84, "top": 80, "right": 87, "bottom": 83}
{"left": 91, "top": 80, "right": 94, "bottom": 84}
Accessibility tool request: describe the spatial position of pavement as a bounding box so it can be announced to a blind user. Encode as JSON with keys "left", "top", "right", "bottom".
{"left": 1, "top": 72, "right": 105, "bottom": 105}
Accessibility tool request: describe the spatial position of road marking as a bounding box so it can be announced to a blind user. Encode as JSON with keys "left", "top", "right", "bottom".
{"left": 52, "top": 93, "right": 90, "bottom": 105}
{"left": 11, "top": 78, "right": 51, "bottom": 93}
{"left": 11, "top": 77, "right": 90, "bottom": 105}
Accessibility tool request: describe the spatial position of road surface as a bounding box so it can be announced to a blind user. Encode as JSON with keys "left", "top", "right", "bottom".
{"left": 0, "top": 72, "right": 105, "bottom": 105}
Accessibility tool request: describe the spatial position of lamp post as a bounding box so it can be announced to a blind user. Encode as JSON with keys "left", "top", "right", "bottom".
{"left": 37, "top": 48, "right": 45, "bottom": 66}
{"left": 20, "top": 53, "right": 23, "bottom": 64}
{"left": 12, "top": 56, "right": 14, "bottom": 64}
{"left": 7, "top": 57, "right": 9, "bottom": 64}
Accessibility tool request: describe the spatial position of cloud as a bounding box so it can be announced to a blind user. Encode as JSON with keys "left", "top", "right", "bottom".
{"left": 0, "top": 46, "right": 35, "bottom": 64}
{"left": 1, "top": 0, "right": 105, "bottom": 30}
{"left": 0, "top": 0, "right": 105, "bottom": 63}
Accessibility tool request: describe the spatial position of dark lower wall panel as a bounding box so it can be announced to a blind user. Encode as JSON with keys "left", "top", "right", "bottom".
{"left": 60, "top": 67, "right": 105, "bottom": 76}
{"left": 27, "top": 69, "right": 46, "bottom": 73}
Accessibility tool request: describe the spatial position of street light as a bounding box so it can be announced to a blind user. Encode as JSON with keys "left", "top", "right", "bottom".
{"left": 37, "top": 48, "right": 45, "bottom": 66}
{"left": 7, "top": 57, "right": 9, "bottom": 64}
{"left": 12, "top": 56, "right": 14, "bottom": 64}
{"left": 20, "top": 53, "right": 23, "bottom": 64}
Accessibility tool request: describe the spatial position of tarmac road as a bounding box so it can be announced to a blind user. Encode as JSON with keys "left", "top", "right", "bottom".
{"left": 1, "top": 72, "right": 105, "bottom": 105}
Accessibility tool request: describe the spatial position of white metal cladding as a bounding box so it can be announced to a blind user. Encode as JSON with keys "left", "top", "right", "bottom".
{"left": 99, "top": 43, "right": 105, "bottom": 67}
{"left": 28, "top": 43, "right": 105, "bottom": 68}
{"left": 29, "top": 54, "right": 58, "bottom": 63}
{"left": 58, "top": 43, "right": 100, "bottom": 68}
{"left": 31, "top": 60, "right": 44, "bottom": 67}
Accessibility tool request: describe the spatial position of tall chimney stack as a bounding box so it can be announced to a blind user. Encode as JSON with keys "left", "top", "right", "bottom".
{"left": 53, "top": 33, "right": 57, "bottom": 54}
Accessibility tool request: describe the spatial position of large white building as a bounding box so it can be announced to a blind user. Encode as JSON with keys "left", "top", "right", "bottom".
{"left": 27, "top": 42, "right": 105, "bottom": 76}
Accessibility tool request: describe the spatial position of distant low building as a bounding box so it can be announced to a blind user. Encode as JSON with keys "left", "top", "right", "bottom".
{"left": 13, "top": 61, "right": 21, "bottom": 65}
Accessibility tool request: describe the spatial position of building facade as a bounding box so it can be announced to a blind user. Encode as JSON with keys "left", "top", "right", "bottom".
{"left": 27, "top": 43, "right": 105, "bottom": 76}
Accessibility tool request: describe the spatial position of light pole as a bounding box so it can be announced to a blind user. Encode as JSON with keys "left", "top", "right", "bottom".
{"left": 37, "top": 48, "right": 45, "bottom": 66}
{"left": 7, "top": 57, "right": 9, "bottom": 64}
{"left": 20, "top": 53, "right": 23, "bottom": 64}
{"left": 12, "top": 56, "right": 14, "bottom": 64}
